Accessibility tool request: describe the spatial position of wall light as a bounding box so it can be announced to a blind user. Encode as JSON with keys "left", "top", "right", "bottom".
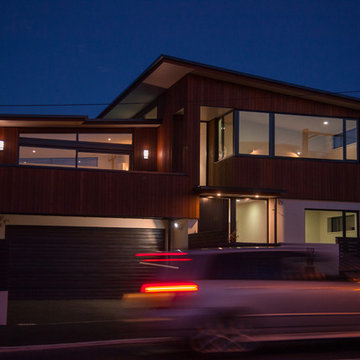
{"left": 174, "top": 222, "right": 179, "bottom": 228}
{"left": 143, "top": 149, "right": 149, "bottom": 160}
{"left": 323, "top": 121, "right": 329, "bottom": 125}
{"left": 0, "top": 141, "right": 3, "bottom": 151}
{"left": 255, "top": 195, "right": 260, "bottom": 198}
{"left": 216, "top": 193, "right": 221, "bottom": 197}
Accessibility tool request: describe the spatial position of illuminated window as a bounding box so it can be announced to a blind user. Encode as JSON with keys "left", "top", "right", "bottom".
{"left": 19, "top": 132, "right": 132, "bottom": 171}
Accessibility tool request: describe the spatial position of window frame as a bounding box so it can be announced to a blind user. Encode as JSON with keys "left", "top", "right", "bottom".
{"left": 18, "top": 131, "right": 133, "bottom": 171}
{"left": 215, "top": 110, "right": 235, "bottom": 161}
{"left": 219, "top": 109, "right": 360, "bottom": 163}
{"left": 305, "top": 208, "right": 359, "bottom": 241}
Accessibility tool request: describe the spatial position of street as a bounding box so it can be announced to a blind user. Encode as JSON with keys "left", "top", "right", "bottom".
{"left": 2, "top": 338, "right": 360, "bottom": 360}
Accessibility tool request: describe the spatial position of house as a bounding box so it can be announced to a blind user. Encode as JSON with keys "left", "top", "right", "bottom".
{"left": 1, "top": 55, "right": 360, "bottom": 325}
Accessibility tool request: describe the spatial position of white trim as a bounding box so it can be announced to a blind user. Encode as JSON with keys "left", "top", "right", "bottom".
{"left": 1, "top": 215, "right": 167, "bottom": 230}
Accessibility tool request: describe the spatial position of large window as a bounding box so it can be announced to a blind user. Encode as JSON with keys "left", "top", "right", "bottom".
{"left": 275, "top": 114, "right": 344, "bottom": 159}
{"left": 234, "top": 110, "right": 358, "bottom": 161}
{"left": 305, "top": 210, "right": 358, "bottom": 244}
{"left": 19, "top": 132, "right": 132, "bottom": 171}
{"left": 239, "top": 111, "right": 269, "bottom": 156}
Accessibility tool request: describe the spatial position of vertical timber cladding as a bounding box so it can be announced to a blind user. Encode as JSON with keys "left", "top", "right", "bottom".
{"left": 6, "top": 225, "right": 165, "bottom": 300}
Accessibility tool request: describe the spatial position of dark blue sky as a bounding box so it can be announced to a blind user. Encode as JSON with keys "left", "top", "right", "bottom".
{"left": 0, "top": 0, "right": 359, "bottom": 118}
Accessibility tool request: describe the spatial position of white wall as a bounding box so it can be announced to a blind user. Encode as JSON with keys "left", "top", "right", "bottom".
{"left": 277, "top": 199, "right": 360, "bottom": 244}
{"left": 0, "top": 215, "right": 167, "bottom": 240}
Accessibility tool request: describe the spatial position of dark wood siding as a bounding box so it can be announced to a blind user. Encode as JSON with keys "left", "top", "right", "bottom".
{"left": 0, "top": 166, "right": 198, "bottom": 218}
{"left": 210, "top": 156, "right": 360, "bottom": 202}
{"left": 0, "top": 239, "right": 8, "bottom": 291}
{"left": 6, "top": 225, "right": 165, "bottom": 299}
{"left": 0, "top": 128, "right": 18, "bottom": 164}
{"left": 187, "top": 74, "right": 360, "bottom": 118}
{"left": 133, "top": 128, "right": 157, "bottom": 171}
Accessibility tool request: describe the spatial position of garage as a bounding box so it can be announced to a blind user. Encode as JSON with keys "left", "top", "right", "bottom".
{"left": 5, "top": 225, "right": 165, "bottom": 300}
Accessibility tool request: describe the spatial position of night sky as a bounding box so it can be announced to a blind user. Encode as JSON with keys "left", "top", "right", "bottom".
{"left": 0, "top": 0, "right": 359, "bottom": 118}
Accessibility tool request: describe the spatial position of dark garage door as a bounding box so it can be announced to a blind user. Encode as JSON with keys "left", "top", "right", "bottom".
{"left": 6, "top": 225, "right": 165, "bottom": 300}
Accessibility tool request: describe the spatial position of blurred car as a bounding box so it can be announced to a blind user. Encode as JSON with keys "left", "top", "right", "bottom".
{"left": 123, "top": 245, "right": 360, "bottom": 353}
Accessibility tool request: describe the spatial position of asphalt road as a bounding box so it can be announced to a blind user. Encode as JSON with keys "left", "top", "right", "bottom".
{"left": 2, "top": 338, "right": 360, "bottom": 360}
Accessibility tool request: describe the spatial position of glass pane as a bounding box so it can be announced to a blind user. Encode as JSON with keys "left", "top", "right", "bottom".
{"left": 78, "top": 133, "right": 132, "bottom": 145}
{"left": 19, "top": 147, "right": 76, "bottom": 167}
{"left": 217, "top": 119, "right": 223, "bottom": 160}
{"left": 345, "top": 212, "right": 357, "bottom": 238}
{"left": 223, "top": 112, "right": 233, "bottom": 158}
{"left": 200, "top": 122, "right": 207, "bottom": 186}
{"left": 275, "top": 114, "right": 343, "bottom": 159}
{"left": 305, "top": 210, "right": 343, "bottom": 244}
{"left": 235, "top": 199, "right": 267, "bottom": 243}
{"left": 77, "top": 152, "right": 129, "bottom": 171}
{"left": 20, "top": 133, "right": 76, "bottom": 141}
{"left": 346, "top": 120, "right": 357, "bottom": 160}
{"left": 239, "top": 111, "right": 269, "bottom": 155}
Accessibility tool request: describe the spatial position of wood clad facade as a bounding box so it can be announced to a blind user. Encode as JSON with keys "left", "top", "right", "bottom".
{"left": 185, "top": 74, "right": 360, "bottom": 202}
{"left": 0, "top": 166, "right": 197, "bottom": 218}
{"left": 1, "top": 59, "right": 360, "bottom": 218}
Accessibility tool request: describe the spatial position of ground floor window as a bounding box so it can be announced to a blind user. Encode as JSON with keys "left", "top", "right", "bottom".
{"left": 197, "top": 196, "right": 269, "bottom": 244}
{"left": 305, "top": 209, "right": 358, "bottom": 244}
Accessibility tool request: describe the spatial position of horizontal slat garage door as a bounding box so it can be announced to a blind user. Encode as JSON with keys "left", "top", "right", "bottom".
{"left": 6, "top": 225, "right": 165, "bottom": 300}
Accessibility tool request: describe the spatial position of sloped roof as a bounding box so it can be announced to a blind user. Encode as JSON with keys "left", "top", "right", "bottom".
{"left": 99, "top": 55, "right": 360, "bottom": 119}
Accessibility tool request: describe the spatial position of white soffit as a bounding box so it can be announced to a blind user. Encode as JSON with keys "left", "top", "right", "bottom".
{"left": 143, "top": 62, "right": 193, "bottom": 89}
{"left": 0, "top": 120, "right": 84, "bottom": 127}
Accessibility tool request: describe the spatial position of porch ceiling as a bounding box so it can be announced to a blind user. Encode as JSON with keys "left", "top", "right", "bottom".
{"left": 194, "top": 186, "right": 285, "bottom": 198}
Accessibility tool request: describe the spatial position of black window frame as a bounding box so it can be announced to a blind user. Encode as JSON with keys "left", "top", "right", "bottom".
{"left": 18, "top": 131, "right": 133, "bottom": 171}
{"left": 216, "top": 109, "right": 359, "bottom": 163}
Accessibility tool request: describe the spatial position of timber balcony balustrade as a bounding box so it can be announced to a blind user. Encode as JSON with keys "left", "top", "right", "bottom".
{"left": 0, "top": 165, "right": 198, "bottom": 219}
{"left": 209, "top": 156, "right": 360, "bottom": 202}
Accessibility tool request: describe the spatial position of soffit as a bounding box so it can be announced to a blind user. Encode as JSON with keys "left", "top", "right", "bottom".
{"left": 100, "top": 56, "right": 360, "bottom": 120}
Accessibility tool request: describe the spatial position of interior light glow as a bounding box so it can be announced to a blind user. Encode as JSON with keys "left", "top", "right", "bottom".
{"left": 32, "top": 150, "right": 36, "bottom": 153}
{"left": 323, "top": 121, "right": 329, "bottom": 125}
{"left": 108, "top": 138, "right": 112, "bottom": 141}
{"left": 255, "top": 195, "right": 260, "bottom": 198}
{"left": 217, "top": 193, "right": 221, "bottom": 197}
{"left": 143, "top": 149, "right": 149, "bottom": 159}
{"left": 0, "top": 141, "right": 3, "bottom": 151}
{"left": 136, "top": 252, "right": 188, "bottom": 257}
{"left": 141, "top": 282, "right": 199, "bottom": 293}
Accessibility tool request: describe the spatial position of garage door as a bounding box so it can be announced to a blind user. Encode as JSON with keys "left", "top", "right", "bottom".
{"left": 6, "top": 225, "right": 165, "bottom": 300}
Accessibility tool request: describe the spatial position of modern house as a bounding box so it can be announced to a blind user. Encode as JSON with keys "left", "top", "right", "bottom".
{"left": 1, "top": 55, "right": 360, "bottom": 324}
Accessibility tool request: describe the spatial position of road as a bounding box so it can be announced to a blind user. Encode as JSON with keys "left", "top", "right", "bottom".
{"left": 2, "top": 338, "right": 360, "bottom": 360}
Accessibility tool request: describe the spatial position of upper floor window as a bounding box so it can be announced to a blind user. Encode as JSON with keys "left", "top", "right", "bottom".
{"left": 18, "top": 132, "right": 132, "bottom": 171}
{"left": 217, "top": 112, "right": 233, "bottom": 160}
{"left": 216, "top": 110, "right": 358, "bottom": 162}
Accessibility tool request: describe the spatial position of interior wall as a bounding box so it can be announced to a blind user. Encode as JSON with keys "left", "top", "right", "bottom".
{"left": 236, "top": 199, "right": 267, "bottom": 243}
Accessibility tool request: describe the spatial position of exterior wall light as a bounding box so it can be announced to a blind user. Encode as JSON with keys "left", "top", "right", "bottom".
{"left": 0, "top": 141, "right": 3, "bottom": 151}
{"left": 174, "top": 222, "right": 179, "bottom": 228}
{"left": 143, "top": 149, "right": 149, "bottom": 160}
